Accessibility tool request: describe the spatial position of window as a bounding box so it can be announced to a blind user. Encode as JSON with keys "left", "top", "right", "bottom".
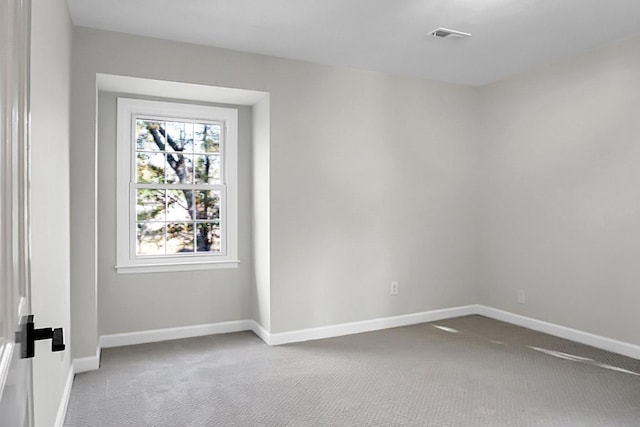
{"left": 116, "top": 98, "right": 238, "bottom": 273}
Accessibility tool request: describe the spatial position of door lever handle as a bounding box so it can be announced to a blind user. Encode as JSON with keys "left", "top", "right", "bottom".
{"left": 51, "top": 327, "right": 65, "bottom": 352}
{"left": 17, "top": 315, "right": 66, "bottom": 359}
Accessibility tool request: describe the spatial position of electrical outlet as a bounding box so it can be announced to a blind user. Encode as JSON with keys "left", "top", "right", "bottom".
{"left": 517, "top": 290, "right": 526, "bottom": 304}
{"left": 390, "top": 281, "right": 399, "bottom": 296}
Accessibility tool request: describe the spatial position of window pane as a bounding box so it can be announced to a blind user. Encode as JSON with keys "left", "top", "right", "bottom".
{"left": 194, "top": 154, "right": 220, "bottom": 184}
{"left": 194, "top": 124, "right": 220, "bottom": 153}
{"left": 195, "top": 190, "right": 220, "bottom": 220}
{"left": 166, "top": 189, "right": 193, "bottom": 221}
{"left": 136, "top": 222, "right": 165, "bottom": 255}
{"left": 136, "top": 120, "right": 164, "bottom": 151}
{"left": 166, "top": 222, "right": 194, "bottom": 253}
{"left": 165, "top": 121, "right": 194, "bottom": 153}
{"left": 136, "top": 189, "right": 165, "bottom": 222}
{"left": 165, "top": 154, "right": 193, "bottom": 184}
{"left": 136, "top": 152, "right": 166, "bottom": 183}
{"left": 196, "top": 222, "right": 220, "bottom": 253}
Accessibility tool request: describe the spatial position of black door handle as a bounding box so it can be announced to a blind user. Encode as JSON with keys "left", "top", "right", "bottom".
{"left": 16, "top": 315, "right": 66, "bottom": 359}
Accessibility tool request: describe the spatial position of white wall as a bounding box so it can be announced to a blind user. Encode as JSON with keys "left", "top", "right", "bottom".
{"left": 70, "top": 27, "right": 481, "bottom": 356}
{"left": 68, "top": 21, "right": 640, "bottom": 358}
{"left": 30, "top": 0, "right": 72, "bottom": 425}
{"left": 479, "top": 35, "right": 640, "bottom": 346}
{"left": 267, "top": 70, "right": 481, "bottom": 332}
{"left": 96, "top": 92, "right": 254, "bottom": 334}
{"left": 252, "top": 95, "right": 271, "bottom": 330}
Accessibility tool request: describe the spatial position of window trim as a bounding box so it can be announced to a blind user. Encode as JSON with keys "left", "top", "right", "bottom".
{"left": 115, "top": 97, "right": 239, "bottom": 274}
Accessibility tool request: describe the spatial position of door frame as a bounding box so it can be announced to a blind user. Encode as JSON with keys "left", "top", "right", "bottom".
{"left": 0, "top": 0, "right": 33, "bottom": 413}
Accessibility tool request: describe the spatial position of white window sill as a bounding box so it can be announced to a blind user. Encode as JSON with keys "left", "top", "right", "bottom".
{"left": 115, "top": 260, "right": 240, "bottom": 274}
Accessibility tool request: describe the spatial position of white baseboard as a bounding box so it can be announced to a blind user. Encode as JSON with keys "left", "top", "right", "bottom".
{"left": 255, "top": 305, "right": 640, "bottom": 359}
{"left": 249, "top": 321, "right": 271, "bottom": 345}
{"left": 475, "top": 305, "right": 640, "bottom": 360}
{"left": 100, "top": 319, "right": 254, "bottom": 349}
{"left": 73, "top": 305, "right": 639, "bottom": 377}
{"left": 54, "top": 365, "right": 74, "bottom": 427}
{"left": 72, "top": 347, "right": 101, "bottom": 373}
{"left": 264, "top": 305, "right": 477, "bottom": 346}
{"left": 95, "top": 307, "right": 477, "bottom": 351}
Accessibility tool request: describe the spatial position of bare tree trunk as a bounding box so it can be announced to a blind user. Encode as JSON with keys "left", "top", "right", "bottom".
{"left": 147, "top": 123, "right": 214, "bottom": 252}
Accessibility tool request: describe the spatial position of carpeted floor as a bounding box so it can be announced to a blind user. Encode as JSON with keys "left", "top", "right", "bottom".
{"left": 64, "top": 315, "right": 640, "bottom": 426}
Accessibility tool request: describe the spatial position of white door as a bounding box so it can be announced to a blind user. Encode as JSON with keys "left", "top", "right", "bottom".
{"left": 0, "top": 1, "right": 34, "bottom": 426}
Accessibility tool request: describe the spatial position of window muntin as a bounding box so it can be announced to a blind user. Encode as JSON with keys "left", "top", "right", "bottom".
{"left": 116, "top": 98, "right": 238, "bottom": 273}
{"left": 134, "top": 119, "right": 223, "bottom": 256}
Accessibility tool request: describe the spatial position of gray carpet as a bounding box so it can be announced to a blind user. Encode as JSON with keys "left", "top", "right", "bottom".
{"left": 64, "top": 316, "right": 640, "bottom": 426}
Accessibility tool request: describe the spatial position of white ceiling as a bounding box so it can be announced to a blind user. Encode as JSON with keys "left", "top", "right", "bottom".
{"left": 66, "top": 0, "right": 640, "bottom": 86}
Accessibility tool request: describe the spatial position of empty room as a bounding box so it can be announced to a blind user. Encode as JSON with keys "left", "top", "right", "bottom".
{"left": 1, "top": 0, "right": 639, "bottom": 426}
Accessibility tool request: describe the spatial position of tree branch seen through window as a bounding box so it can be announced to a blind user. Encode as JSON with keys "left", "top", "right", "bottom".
{"left": 135, "top": 120, "right": 222, "bottom": 255}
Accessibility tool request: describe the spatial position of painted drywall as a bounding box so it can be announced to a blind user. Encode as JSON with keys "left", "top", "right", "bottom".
{"left": 251, "top": 95, "right": 271, "bottom": 330}
{"left": 70, "top": 27, "right": 480, "bottom": 356}
{"left": 96, "top": 92, "right": 254, "bottom": 334}
{"left": 267, "top": 69, "right": 481, "bottom": 332}
{"left": 478, "top": 35, "right": 640, "bottom": 346}
{"left": 30, "top": 0, "right": 73, "bottom": 425}
{"left": 69, "top": 21, "right": 640, "bottom": 355}
{"left": 69, "top": 40, "right": 98, "bottom": 359}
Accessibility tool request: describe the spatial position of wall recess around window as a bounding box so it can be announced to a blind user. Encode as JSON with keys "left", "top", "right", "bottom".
{"left": 115, "top": 98, "right": 239, "bottom": 273}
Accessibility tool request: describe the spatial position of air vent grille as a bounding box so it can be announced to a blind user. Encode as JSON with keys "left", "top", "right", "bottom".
{"left": 430, "top": 28, "right": 471, "bottom": 39}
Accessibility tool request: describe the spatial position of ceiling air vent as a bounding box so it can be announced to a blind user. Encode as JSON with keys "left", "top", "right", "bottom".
{"left": 430, "top": 28, "right": 471, "bottom": 39}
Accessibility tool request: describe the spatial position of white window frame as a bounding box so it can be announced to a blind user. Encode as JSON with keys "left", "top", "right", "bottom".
{"left": 116, "top": 97, "right": 239, "bottom": 273}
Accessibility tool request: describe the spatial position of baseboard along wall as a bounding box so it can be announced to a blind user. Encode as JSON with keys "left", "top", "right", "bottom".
{"left": 54, "top": 366, "right": 74, "bottom": 427}
{"left": 99, "top": 320, "right": 254, "bottom": 348}
{"left": 264, "top": 305, "right": 477, "bottom": 346}
{"left": 73, "top": 305, "right": 640, "bottom": 375}
{"left": 475, "top": 305, "right": 640, "bottom": 360}
{"left": 72, "top": 346, "right": 101, "bottom": 374}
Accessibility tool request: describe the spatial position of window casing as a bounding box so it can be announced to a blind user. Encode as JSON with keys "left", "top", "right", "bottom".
{"left": 116, "top": 98, "right": 238, "bottom": 273}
